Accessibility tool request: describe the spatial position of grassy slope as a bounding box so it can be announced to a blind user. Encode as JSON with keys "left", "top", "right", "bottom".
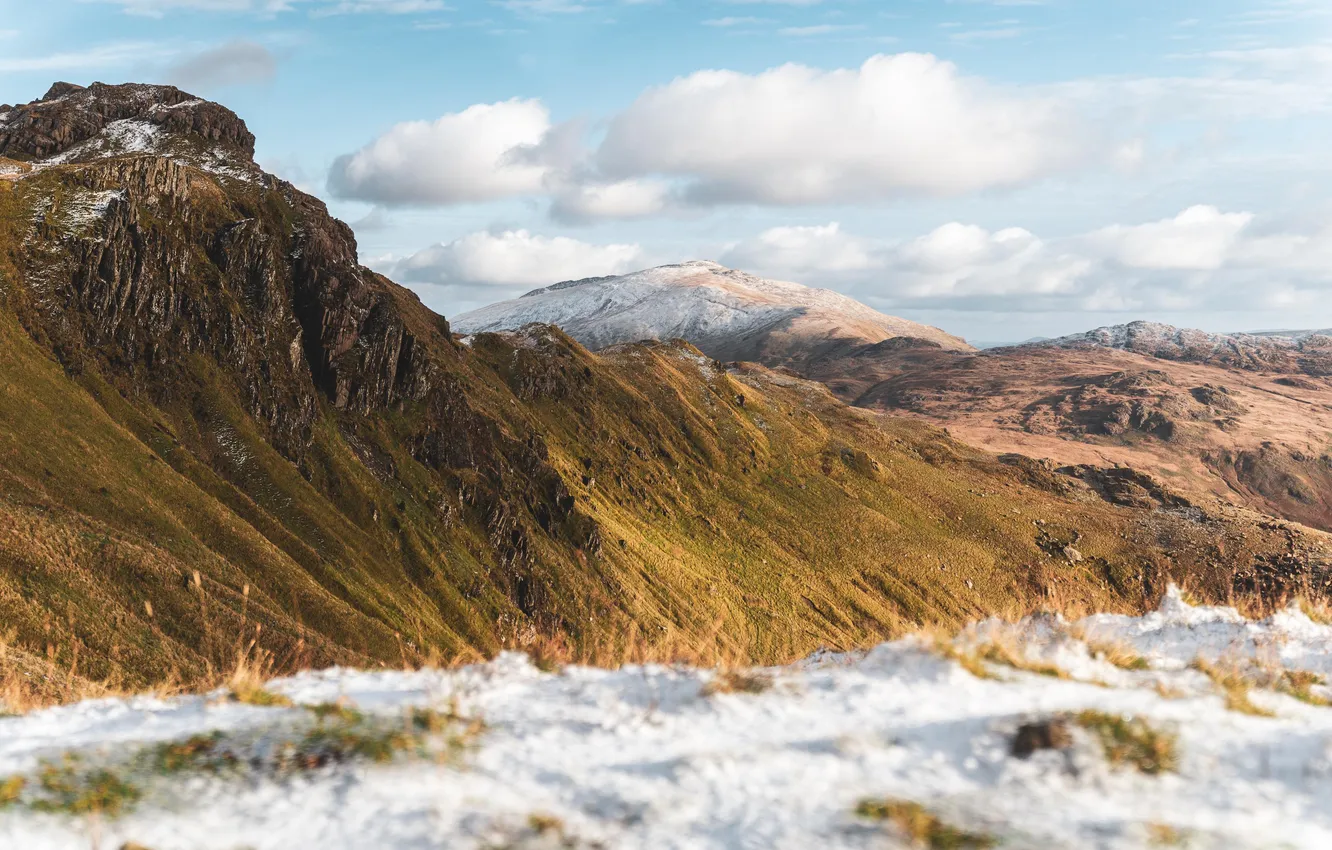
{"left": 0, "top": 165, "right": 1316, "bottom": 698}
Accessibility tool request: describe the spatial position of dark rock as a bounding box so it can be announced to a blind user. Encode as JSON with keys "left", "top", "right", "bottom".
{"left": 1012, "top": 718, "right": 1073, "bottom": 758}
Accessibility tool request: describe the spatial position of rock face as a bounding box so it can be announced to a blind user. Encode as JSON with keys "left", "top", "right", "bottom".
{"left": 451, "top": 260, "right": 974, "bottom": 369}
{"left": 0, "top": 82, "right": 256, "bottom": 161}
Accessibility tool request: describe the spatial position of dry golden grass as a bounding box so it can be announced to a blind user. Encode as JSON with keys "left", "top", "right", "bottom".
{"left": 1190, "top": 658, "right": 1275, "bottom": 717}
{"left": 701, "top": 670, "right": 773, "bottom": 696}
{"left": 1074, "top": 710, "right": 1179, "bottom": 775}
{"left": 855, "top": 798, "right": 996, "bottom": 849}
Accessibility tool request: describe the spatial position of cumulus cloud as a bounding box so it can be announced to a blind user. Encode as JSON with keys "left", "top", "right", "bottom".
{"left": 328, "top": 52, "right": 1090, "bottom": 215}
{"left": 595, "top": 53, "right": 1083, "bottom": 205}
{"left": 328, "top": 99, "right": 553, "bottom": 205}
{"left": 1085, "top": 206, "right": 1253, "bottom": 271}
{"left": 723, "top": 223, "right": 876, "bottom": 273}
{"left": 166, "top": 41, "right": 277, "bottom": 89}
{"left": 392, "top": 230, "right": 643, "bottom": 288}
{"left": 548, "top": 179, "right": 674, "bottom": 223}
{"left": 720, "top": 207, "right": 1332, "bottom": 315}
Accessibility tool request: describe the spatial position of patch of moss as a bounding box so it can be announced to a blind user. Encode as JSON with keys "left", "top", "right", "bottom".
{"left": 855, "top": 798, "right": 996, "bottom": 849}
{"left": 1074, "top": 710, "right": 1178, "bottom": 775}
{"left": 29, "top": 756, "right": 141, "bottom": 817}
{"left": 149, "top": 732, "right": 238, "bottom": 775}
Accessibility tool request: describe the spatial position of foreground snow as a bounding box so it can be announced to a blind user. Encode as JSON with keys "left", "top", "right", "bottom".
{"left": 4, "top": 589, "right": 1332, "bottom": 849}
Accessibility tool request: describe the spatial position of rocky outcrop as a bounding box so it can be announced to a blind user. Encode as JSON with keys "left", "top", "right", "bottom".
{"left": 0, "top": 82, "right": 255, "bottom": 161}
{"left": 4, "top": 83, "right": 600, "bottom": 623}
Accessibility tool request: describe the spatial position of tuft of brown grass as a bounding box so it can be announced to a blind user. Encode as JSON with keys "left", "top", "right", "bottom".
{"left": 1083, "top": 638, "right": 1151, "bottom": 671}
{"left": 1275, "top": 670, "right": 1331, "bottom": 707}
{"left": 855, "top": 798, "right": 996, "bottom": 849}
{"left": 701, "top": 670, "right": 773, "bottom": 696}
{"left": 1074, "top": 710, "right": 1178, "bottom": 775}
{"left": 225, "top": 644, "right": 292, "bottom": 708}
{"left": 1146, "top": 822, "right": 1190, "bottom": 846}
{"left": 1190, "top": 659, "right": 1275, "bottom": 717}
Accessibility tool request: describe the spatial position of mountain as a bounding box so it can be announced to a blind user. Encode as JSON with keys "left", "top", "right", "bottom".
{"left": 0, "top": 82, "right": 1324, "bottom": 698}
{"left": 1021, "top": 320, "right": 1332, "bottom": 375}
{"left": 451, "top": 260, "right": 974, "bottom": 366}
{"left": 846, "top": 322, "right": 1332, "bottom": 533}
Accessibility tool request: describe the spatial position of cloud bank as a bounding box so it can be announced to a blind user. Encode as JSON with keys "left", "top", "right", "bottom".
{"left": 329, "top": 53, "right": 1088, "bottom": 215}
{"left": 722, "top": 206, "right": 1332, "bottom": 314}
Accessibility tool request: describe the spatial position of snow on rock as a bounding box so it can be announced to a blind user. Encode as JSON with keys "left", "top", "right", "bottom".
{"left": 39, "top": 119, "right": 163, "bottom": 167}
{"left": 4, "top": 590, "right": 1332, "bottom": 848}
{"left": 1024, "top": 319, "right": 1332, "bottom": 356}
{"left": 450, "top": 261, "right": 973, "bottom": 360}
{"left": 58, "top": 188, "right": 126, "bottom": 232}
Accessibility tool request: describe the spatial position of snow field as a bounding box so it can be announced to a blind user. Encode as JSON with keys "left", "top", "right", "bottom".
{"left": 2, "top": 588, "right": 1332, "bottom": 849}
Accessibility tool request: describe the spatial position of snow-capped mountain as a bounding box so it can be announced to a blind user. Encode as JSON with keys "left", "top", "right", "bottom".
{"left": 450, "top": 261, "right": 973, "bottom": 365}
{"left": 1016, "top": 320, "right": 1332, "bottom": 374}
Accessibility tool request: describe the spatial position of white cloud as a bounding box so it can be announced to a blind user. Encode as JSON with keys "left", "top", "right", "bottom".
{"left": 702, "top": 16, "right": 767, "bottom": 27}
{"left": 595, "top": 53, "right": 1084, "bottom": 205}
{"left": 328, "top": 99, "right": 552, "bottom": 205}
{"left": 1085, "top": 206, "right": 1254, "bottom": 271}
{"left": 723, "top": 223, "right": 876, "bottom": 273}
{"left": 394, "top": 229, "right": 643, "bottom": 287}
{"left": 0, "top": 41, "right": 174, "bottom": 72}
{"left": 549, "top": 178, "right": 673, "bottom": 222}
{"left": 719, "top": 207, "right": 1332, "bottom": 314}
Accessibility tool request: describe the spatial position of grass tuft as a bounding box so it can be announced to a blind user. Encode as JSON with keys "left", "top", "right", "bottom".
{"left": 1276, "top": 670, "right": 1331, "bottom": 707}
{"left": 28, "top": 756, "right": 140, "bottom": 817}
{"left": 1074, "top": 710, "right": 1178, "bottom": 775}
{"left": 0, "top": 775, "right": 24, "bottom": 807}
{"left": 855, "top": 798, "right": 996, "bottom": 849}
{"left": 702, "top": 670, "right": 773, "bottom": 696}
{"left": 1190, "top": 659, "right": 1275, "bottom": 717}
{"left": 149, "top": 732, "right": 237, "bottom": 775}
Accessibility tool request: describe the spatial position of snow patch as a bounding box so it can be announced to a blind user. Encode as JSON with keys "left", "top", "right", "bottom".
{"left": 60, "top": 189, "right": 126, "bottom": 231}
{"left": 4, "top": 591, "right": 1332, "bottom": 846}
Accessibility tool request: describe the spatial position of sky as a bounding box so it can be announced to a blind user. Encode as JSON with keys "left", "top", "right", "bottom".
{"left": 4, "top": 0, "right": 1332, "bottom": 343}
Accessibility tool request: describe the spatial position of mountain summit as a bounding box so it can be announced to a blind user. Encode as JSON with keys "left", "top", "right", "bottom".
{"left": 451, "top": 260, "right": 973, "bottom": 366}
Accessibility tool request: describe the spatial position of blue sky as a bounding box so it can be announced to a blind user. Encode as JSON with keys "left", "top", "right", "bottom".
{"left": 5, "top": 0, "right": 1332, "bottom": 341}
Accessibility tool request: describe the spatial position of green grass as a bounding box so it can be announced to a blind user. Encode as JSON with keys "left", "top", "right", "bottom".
{"left": 26, "top": 756, "right": 141, "bottom": 817}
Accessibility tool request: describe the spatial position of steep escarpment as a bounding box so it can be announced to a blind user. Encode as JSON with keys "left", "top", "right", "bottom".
{"left": 0, "top": 82, "right": 1327, "bottom": 696}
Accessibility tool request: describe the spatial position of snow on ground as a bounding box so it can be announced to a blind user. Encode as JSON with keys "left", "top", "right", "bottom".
{"left": 4, "top": 588, "right": 1332, "bottom": 849}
